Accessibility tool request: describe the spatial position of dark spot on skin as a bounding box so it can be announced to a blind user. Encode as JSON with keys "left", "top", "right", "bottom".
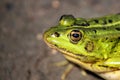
{"left": 85, "top": 41, "right": 94, "bottom": 52}
{"left": 103, "top": 20, "right": 107, "bottom": 25}
{"left": 74, "top": 22, "right": 90, "bottom": 26}
{"left": 105, "top": 37, "right": 108, "bottom": 40}
{"left": 108, "top": 19, "right": 113, "bottom": 23}
{"left": 118, "top": 37, "right": 120, "bottom": 39}
{"left": 102, "top": 27, "right": 107, "bottom": 30}
{"left": 110, "top": 40, "right": 113, "bottom": 42}
{"left": 81, "top": 23, "right": 90, "bottom": 26}
{"left": 86, "top": 23, "right": 90, "bottom": 26}
{"left": 114, "top": 51, "right": 117, "bottom": 52}
{"left": 54, "top": 44, "right": 58, "bottom": 47}
{"left": 94, "top": 19, "right": 99, "bottom": 23}
{"left": 93, "top": 30, "right": 97, "bottom": 33}
{"left": 115, "top": 28, "right": 120, "bottom": 31}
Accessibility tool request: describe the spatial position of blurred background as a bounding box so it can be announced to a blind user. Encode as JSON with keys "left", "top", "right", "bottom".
{"left": 0, "top": 0, "right": 120, "bottom": 80}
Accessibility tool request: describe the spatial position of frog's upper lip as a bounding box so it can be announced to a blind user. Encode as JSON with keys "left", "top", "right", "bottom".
{"left": 43, "top": 32, "right": 78, "bottom": 59}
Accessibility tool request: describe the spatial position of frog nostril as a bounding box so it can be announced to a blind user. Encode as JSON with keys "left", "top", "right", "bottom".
{"left": 52, "top": 32, "right": 60, "bottom": 37}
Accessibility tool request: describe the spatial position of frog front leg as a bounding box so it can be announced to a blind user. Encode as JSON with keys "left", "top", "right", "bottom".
{"left": 102, "top": 57, "right": 120, "bottom": 68}
{"left": 92, "top": 57, "right": 120, "bottom": 73}
{"left": 92, "top": 57, "right": 120, "bottom": 80}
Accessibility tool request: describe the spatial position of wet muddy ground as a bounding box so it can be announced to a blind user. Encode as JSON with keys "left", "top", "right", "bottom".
{"left": 0, "top": 0, "right": 120, "bottom": 80}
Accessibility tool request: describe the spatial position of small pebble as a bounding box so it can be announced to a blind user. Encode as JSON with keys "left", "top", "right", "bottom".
{"left": 36, "top": 33, "right": 42, "bottom": 40}
{"left": 81, "top": 70, "right": 87, "bottom": 76}
{"left": 51, "top": 49, "right": 58, "bottom": 54}
{"left": 52, "top": 0, "right": 60, "bottom": 9}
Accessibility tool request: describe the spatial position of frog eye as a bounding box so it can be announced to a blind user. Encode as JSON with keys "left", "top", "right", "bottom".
{"left": 69, "top": 30, "right": 82, "bottom": 43}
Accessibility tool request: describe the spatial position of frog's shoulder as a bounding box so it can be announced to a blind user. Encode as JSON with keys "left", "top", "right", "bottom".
{"left": 74, "top": 14, "right": 120, "bottom": 27}
{"left": 86, "top": 14, "right": 120, "bottom": 27}
{"left": 59, "top": 14, "right": 120, "bottom": 28}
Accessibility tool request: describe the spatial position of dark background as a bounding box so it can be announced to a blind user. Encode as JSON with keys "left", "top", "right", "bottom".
{"left": 0, "top": 0, "right": 120, "bottom": 80}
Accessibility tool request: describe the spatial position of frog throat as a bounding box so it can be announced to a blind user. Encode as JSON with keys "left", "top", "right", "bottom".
{"left": 45, "top": 39, "right": 100, "bottom": 63}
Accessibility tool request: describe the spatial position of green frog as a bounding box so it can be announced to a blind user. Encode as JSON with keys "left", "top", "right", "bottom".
{"left": 43, "top": 13, "right": 120, "bottom": 80}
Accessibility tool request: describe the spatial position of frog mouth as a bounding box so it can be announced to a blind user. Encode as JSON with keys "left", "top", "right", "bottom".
{"left": 44, "top": 40, "right": 119, "bottom": 73}
{"left": 44, "top": 39, "right": 80, "bottom": 59}
{"left": 44, "top": 38, "right": 94, "bottom": 62}
{"left": 45, "top": 40, "right": 93, "bottom": 62}
{"left": 44, "top": 39, "right": 95, "bottom": 63}
{"left": 44, "top": 41, "right": 98, "bottom": 71}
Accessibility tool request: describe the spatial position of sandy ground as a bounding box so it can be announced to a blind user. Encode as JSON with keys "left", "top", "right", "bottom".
{"left": 0, "top": 0, "right": 120, "bottom": 80}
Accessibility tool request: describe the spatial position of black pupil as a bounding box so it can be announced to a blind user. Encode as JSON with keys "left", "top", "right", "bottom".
{"left": 72, "top": 33, "right": 79, "bottom": 38}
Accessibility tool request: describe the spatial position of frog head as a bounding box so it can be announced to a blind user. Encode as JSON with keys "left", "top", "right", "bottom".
{"left": 44, "top": 15, "right": 117, "bottom": 63}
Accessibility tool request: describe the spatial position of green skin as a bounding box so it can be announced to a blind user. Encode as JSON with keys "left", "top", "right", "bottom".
{"left": 44, "top": 14, "right": 120, "bottom": 79}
